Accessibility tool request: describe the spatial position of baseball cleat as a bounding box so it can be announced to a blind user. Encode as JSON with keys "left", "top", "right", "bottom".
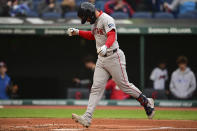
{"left": 144, "top": 98, "right": 155, "bottom": 119}
{"left": 72, "top": 113, "right": 91, "bottom": 128}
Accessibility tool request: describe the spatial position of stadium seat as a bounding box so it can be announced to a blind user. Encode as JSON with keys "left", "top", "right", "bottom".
{"left": 76, "top": 0, "right": 88, "bottom": 6}
{"left": 27, "top": 11, "right": 39, "bottom": 17}
{"left": 95, "top": 1, "right": 105, "bottom": 11}
{"left": 32, "top": 0, "right": 40, "bottom": 11}
{"left": 57, "top": 0, "right": 63, "bottom": 3}
{"left": 64, "top": 11, "right": 78, "bottom": 19}
{"left": 111, "top": 12, "right": 129, "bottom": 19}
{"left": 154, "top": 12, "right": 174, "bottom": 19}
{"left": 132, "top": 12, "right": 152, "bottom": 19}
{"left": 165, "top": 0, "right": 173, "bottom": 4}
{"left": 42, "top": 12, "right": 61, "bottom": 19}
{"left": 178, "top": 11, "right": 197, "bottom": 19}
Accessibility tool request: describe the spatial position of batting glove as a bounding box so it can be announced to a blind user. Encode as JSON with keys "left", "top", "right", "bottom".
{"left": 67, "top": 28, "right": 79, "bottom": 36}
{"left": 97, "top": 45, "right": 107, "bottom": 56}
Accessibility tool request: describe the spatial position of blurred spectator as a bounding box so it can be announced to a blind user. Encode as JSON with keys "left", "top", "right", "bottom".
{"left": 73, "top": 55, "right": 96, "bottom": 88}
{"left": 9, "top": 0, "right": 30, "bottom": 17}
{"left": 61, "top": 0, "right": 76, "bottom": 17}
{"left": 0, "top": 61, "right": 19, "bottom": 99}
{"left": 147, "top": 0, "right": 165, "bottom": 12}
{"left": 0, "top": 61, "right": 10, "bottom": 99}
{"left": 0, "top": 0, "right": 11, "bottom": 16}
{"left": 0, "top": 0, "right": 30, "bottom": 17}
{"left": 37, "top": 0, "right": 61, "bottom": 16}
{"left": 88, "top": 0, "right": 105, "bottom": 11}
{"left": 164, "top": 0, "right": 197, "bottom": 14}
{"left": 170, "top": 56, "right": 196, "bottom": 99}
{"left": 104, "top": 0, "right": 134, "bottom": 17}
{"left": 88, "top": 0, "right": 95, "bottom": 4}
{"left": 126, "top": 0, "right": 140, "bottom": 11}
{"left": 150, "top": 61, "right": 168, "bottom": 90}
{"left": 106, "top": 79, "right": 130, "bottom": 100}
{"left": 7, "top": 83, "right": 19, "bottom": 99}
{"left": 18, "top": 0, "right": 33, "bottom": 10}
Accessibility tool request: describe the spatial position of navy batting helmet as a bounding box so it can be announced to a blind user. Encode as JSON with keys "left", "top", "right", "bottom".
{"left": 77, "top": 2, "right": 96, "bottom": 24}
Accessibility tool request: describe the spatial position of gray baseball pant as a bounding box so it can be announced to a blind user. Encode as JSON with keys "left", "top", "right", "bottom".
{"left": 83, "top": 49, "right": 142, "bottom": 122}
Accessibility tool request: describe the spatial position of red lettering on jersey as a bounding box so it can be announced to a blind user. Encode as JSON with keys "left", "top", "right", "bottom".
{"left": 93, "top": 28, "right": 104, "bottom": 35}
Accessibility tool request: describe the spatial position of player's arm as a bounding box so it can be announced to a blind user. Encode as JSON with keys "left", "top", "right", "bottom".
{"left": 187, "top": 72, "right": 196, "bottom": 95}
{"left": 97, "top": 19, "right": 116, "bottom": 56}
{"left": 150, "top": 69, "right": 156, "bottom": 81}
{"left": 104, "top": 17, "right": 117, "bottom": 48}
{"left": 169, "top": 73, "right": 177, "bottom": 95}
{"left": 97, "top": 29, "right": 116, "bottom": 56}
{"left": 105, "top": 29, "right": 116, "bottom": 48}
{"left": 79, "top": 30, "right": 95, "bottom": 40}
{"left": 67, "top": 28, "right": 95, "bottom": 40}
{"left": 164, "top": 0, "right": 180, "bottom": 12}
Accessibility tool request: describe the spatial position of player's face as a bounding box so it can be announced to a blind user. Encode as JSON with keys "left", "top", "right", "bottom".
{"left": 178, "top": 63, "right": 187, "bottom": 71}
{"left": 87, "top": 18, "right": 91, "bottom": 23}
{"left": 159, "top": 63, "right": 166, "bottom": 69}
{"left": 0, "top": 66, "right": 7, "bottom": 75}
{"left": 85, "top": 62, "right": 94, "bottom": 69}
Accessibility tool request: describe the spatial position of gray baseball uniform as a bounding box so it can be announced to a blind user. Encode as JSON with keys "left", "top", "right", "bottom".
{"left": 83, "top": 12, "right": 142, "bottom": 122}
{"left": 91, "top": 13, "right": 119, "bottom": 52}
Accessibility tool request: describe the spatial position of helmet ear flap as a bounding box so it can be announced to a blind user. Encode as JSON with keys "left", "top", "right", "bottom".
{"left": 78, "top": 9, "right": 87, "bottom": 24}
{"left": 81, "top": 16, "right": 88, "bottom": 24}
{"left": 90, "top": 13, "right": 96, "bottom": 24}
{"left": 86, "top": 8, "right": 96, "bottom": 24}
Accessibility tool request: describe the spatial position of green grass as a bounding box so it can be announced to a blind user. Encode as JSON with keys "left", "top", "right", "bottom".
{"left": 0, "top": 108, "right": 197, "bottom": 120}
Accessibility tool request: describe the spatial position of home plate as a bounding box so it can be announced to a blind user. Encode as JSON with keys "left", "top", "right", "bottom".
{"left": 52, "top": 129, "right": 83, "bottom": 131}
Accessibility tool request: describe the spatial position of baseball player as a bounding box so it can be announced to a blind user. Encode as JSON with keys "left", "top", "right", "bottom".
{"left": 67, "top": 2, "right": 155, "bottom": 128}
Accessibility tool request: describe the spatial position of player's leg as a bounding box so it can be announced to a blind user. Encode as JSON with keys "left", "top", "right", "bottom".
{"left": 83, "top": 61, "right": 110, "bottom": 121}
{"left": 105, "top": 49, "right": 155, "bottom": 119}
{"left": 72, "top": 58, "right": 110, "bottom": 127}
{"left": 105, "top": 49, "right": 141, "bottom": 98}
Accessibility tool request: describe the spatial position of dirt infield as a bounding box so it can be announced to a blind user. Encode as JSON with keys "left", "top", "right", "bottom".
{"left": 1, "top": 118, "right": 197, "bottom": 131}
{"left": 1, "top": 106, "right": 197, "bottom": 131}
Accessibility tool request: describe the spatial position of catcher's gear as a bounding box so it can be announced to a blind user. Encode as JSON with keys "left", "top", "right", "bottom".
{"left": 77, "top": 2, "right": 96, "bottom": 24}
{"left": 67, "top": 28, "right": 79, "bottom": 36}
{"left": 97, "top": 45, "right": 107, "bottom": 56}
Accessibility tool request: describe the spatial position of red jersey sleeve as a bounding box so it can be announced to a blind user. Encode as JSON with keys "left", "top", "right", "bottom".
{"left": 105, "top": 30, "right": 116, "bottom": 48}
{"left": 79, "top": 30, "right": 95, "bottom": 40}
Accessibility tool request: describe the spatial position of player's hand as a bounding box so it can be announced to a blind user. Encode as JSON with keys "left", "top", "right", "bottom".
{"left": 67, "top": 28, "right": 79, "bottom": 36}
{"left": 97, "top": 45, "right": 107, "bottom": 56}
